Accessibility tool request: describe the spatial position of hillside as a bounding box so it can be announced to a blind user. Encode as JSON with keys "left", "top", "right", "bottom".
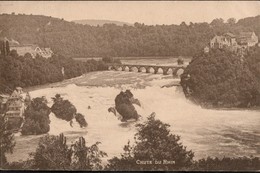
{"left": 72, "top": 19, "right": 133, "bottom": 26}
{"left": 0, "top": 14, "right": 259, "bottom": 58}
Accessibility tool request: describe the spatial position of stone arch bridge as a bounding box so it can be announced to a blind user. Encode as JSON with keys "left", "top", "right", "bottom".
{"left": 108, "top": 64, "right": 186, "bottom": 77}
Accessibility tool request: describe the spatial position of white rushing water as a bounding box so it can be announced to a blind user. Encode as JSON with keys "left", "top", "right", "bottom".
{"left": 7, "top": 71, "right": 260, "bottom": 163}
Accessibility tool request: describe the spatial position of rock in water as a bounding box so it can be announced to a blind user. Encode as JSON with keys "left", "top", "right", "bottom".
{"left": 115, "top": 90, "right": 141, "bottom": 122}
{"left": 108, "top": 107, "right": 117, "bottom": 116}
{"left": 130, "top": 98, "right": 141, "bottom": 107}
{"left": 75, "top": 113, "right": 88, "bottom": 128}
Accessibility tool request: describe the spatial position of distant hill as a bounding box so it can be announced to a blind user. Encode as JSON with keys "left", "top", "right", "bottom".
{"left": 0, "top": 14, "right": 259, "bottom": 58}
{"left": 72, "top": 19, "right": 133, "bottom": 26}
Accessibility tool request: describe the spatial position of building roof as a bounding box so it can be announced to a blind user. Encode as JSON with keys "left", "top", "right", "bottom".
{"left": 224, "top": 33, "right": 236, "bottom": 38}
{"left": 0, "top": 94, "right": 9, "bottom": 98}
{"left": 6, "top": 110, "right": 21, "bottom": 114}
{"left": 238, "top": 32, "right": 255, "bottom": 38}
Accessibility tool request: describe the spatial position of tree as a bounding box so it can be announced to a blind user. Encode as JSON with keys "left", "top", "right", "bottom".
{"left": 5, "top": 41, "right": 10, "bottom": 55}
{"left": 31, "top": 133, "right": 107, "bottom": 170}
{"left": 21, "top": 97, "right": 51, "bottom": 135}
{"left": 227, "top": 18, "right": 236, "bottom": 25}
{"left": 180, "top": 48, "right": 260, "bottom": 108}
{"left": 71, "top": 137, "right": 107, "bottom": 170}
{"left": 32, "top": 133, "right": 73, "bottom": 170}
{"left": 210, "top": 18, "right": 224, "bottom": 26}
{"left": 106, "top": 114, "right": 194, "bottom": 171}
{"left": 177, "top": 57, "right": 184, "bottom": 65}
{"left": 0, "top": 114, "right": 16, "bottom": 167}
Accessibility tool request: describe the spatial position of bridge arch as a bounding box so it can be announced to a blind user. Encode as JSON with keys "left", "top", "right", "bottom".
{"left": 147, "top": 66, "right": 155, "bottom": 73}
{"left": 138, "top": 66, "right": 146, "bottom": 73}
{"left": 122, "top": 66, "right": 130, "bottom": 71}
{"left": 166, "top": 68, "right": 173, "bottom": 75}
{"left": 172, "top": 67, "right": 185, "bottom": 78}
{"left": 108, "top": 66, "right": 114, "bottom": 70}
{"left": 129, "top": 66, "right": 138, "bottom": 72}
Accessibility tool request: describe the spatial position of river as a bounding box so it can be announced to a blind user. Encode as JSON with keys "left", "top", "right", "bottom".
{"left": 6, "top": 58, "right": 260, "bottom": 164}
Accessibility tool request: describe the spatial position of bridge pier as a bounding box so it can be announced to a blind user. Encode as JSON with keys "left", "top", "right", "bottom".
{"left": 138, "top": 68, "right": 142, "bottom": 72}
{"left": 145, "top": 67, "right": 149, "bottom": 73}
{"left": 154, "top": 67, "right": 158, "bottom": 74}
{"left": 162, "top": 68, "right": 169, "bottom": 75}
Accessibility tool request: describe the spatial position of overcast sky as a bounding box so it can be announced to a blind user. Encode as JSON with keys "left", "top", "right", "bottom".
{"left": 0, "top": 1, "right": 259, "bottom": 25}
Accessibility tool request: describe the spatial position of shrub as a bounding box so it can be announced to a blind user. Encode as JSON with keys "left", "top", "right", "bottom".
{"left": 177, "top": 57, "right": 184, "bottom": 65}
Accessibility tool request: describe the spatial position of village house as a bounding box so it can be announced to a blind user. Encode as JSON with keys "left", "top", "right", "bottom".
{"left": 4, "top": 87, "right": 31, "bottom": 131}
{"left": 236, "top": 32, "right": 259, "bottom": 48}
{"left": 5, "top": 87, "right": 26, "bottom": 119}
{"left": 209, "top": 31, "right": 259, "bottom": 53}
{"left": 0, "top": 37, "right": 54, "bottom": 58}
{"left": 10, "top": 43, "right": 54, "bottom": 58}
{"left": 210, "top": 32, "right": 238, "bottom": 49}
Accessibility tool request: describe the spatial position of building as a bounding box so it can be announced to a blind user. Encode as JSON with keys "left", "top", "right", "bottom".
{"left": 209, "top": 31, "right": 259, "bottom": 53}
{"left": 204, "top": 46, "right": 210, "bottom": 53}
{"left": 210, "top": 33, "right": 238, "bottom": 49}
{"left": 210, "top": 35, "right": 228, "bottom": 49}
{"left": 5, "top": 87, "right": 25, "bottom": 119}
{"left": 1, "top": 37, "right": 54, "bottom": 58}
{"left": 236, "top": 32, "right": 258, "bottom": 48}
{"left": 4, "top": 87, "right": 31, "bottom": 131}
{"left": 10, "top": 44, "right": 54, "bottom": 59}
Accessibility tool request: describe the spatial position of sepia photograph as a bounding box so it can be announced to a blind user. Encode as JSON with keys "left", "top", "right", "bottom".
{"left": 0, "top": 1, "right": 259, "bottom": 171}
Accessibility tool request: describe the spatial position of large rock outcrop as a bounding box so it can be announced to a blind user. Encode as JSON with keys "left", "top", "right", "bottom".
{"left": 114, "top": 90, "right": 141, "bottom": 122}
{"left": 51, "top": 94, "right": 87, "bottom": 128}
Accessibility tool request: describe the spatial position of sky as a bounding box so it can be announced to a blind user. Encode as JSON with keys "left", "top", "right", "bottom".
{"left": 0, "top": 1, "right": 260, "bottom": 25}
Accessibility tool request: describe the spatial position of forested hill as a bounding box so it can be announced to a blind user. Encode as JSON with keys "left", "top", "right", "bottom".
{"left": 0, "top": 14, "right": 260, "bottom": 58}
{"left": 72, "top": 19, "right": 133, "bottom": 26}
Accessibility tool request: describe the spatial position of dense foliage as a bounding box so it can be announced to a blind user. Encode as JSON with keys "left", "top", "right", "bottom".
{"left": 29, "top": 133, "right": 106, "bottom": 170}
{"left": 51, "top": 94, "right": 77, "bottom": 122}
{"left": 106, "top": 114, "right": 194, "bottom": 171}
{"left": 0, "top": 48, "right": 107, "bottom": 94}
{"left": 21, "top": 97, "right": 51, "bottom": 135}
{"left": 115, "top": 90, "right": 140, "bottom": 122}
{"left": 181, "top": 48, "right": 260, "bottom": 108}
{"left": 0, "top": 14, "right": 259, "bottom": 57}
{"left": 0, "top": 114, "right": 16, "bottom": 167}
